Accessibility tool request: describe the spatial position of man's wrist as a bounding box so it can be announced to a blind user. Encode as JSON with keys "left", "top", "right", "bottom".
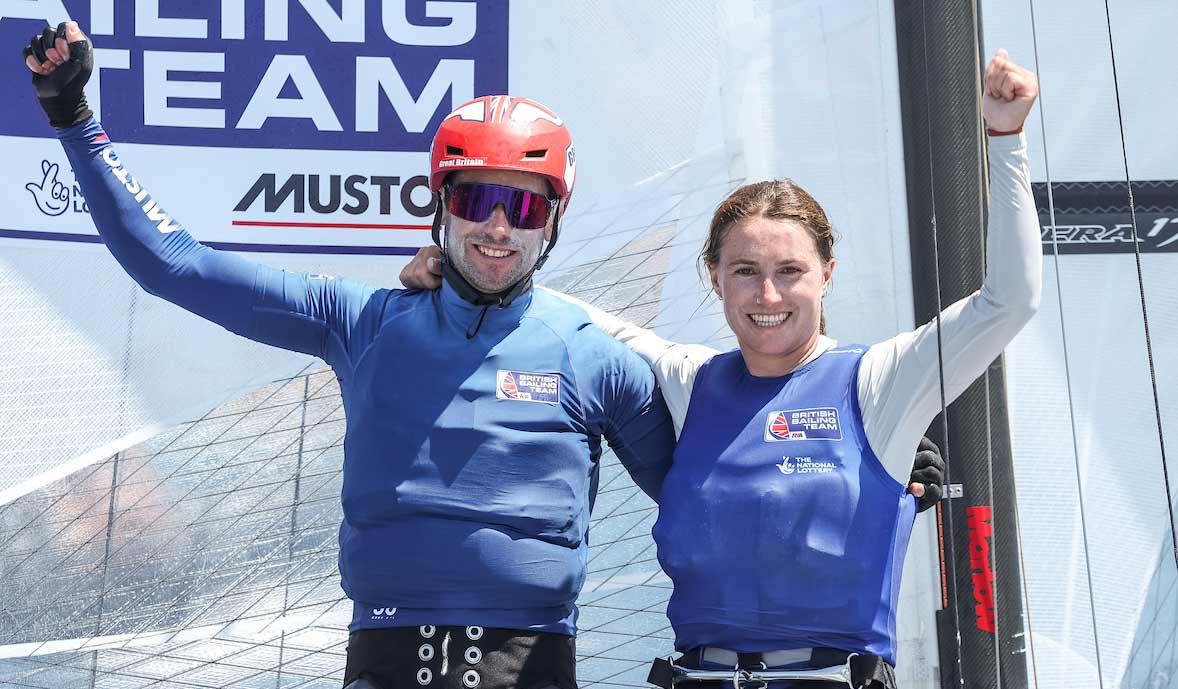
{"left": 41, "top": 95, "right": 93, "bottom": 130}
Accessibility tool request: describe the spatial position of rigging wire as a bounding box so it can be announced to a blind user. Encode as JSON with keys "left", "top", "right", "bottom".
{"left": 1010, "top": 484, "right": 1043, "bottom": 689}
{"left": 1023, "top": 0, "right": 1101, "bottom": 684}
{"left": 1099, "top": 0, "right": 1178, "bottom": 577}
{"left": 973, "top": 7, "right": 1005, "bottom": 685}
{"left": 919, "top": 0, "right": 966, "bottom": 684}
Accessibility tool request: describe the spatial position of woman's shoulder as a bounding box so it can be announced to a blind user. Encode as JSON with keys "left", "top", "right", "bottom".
{"left": 692, "top": 346, "right": 741, "bottom": 376}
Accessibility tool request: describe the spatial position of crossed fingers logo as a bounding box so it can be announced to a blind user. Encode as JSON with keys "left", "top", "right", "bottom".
{"left": 27, "top": 159, "right": 70, "bottom": 216}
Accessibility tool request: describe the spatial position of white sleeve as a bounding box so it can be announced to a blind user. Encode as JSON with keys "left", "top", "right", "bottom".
{"left": 859, "top": 132, "right": 1041, "bottom": 484}
{"left": 538, "top": 286, "right": 717, "bottom": 437}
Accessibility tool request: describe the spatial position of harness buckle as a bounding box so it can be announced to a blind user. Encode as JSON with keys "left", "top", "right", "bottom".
{"left": 731, "top": 666, "right": 768, "bottom": 689}
{"left": 843, "top": 653, "right": 859, "bottom": 689}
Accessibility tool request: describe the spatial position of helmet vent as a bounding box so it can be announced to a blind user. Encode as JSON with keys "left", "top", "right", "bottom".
{"left": 446, "top": 145, "right": 464, "bottom": 156}
{"left": 523, "top": 149, "right": 548, "bottom": 159}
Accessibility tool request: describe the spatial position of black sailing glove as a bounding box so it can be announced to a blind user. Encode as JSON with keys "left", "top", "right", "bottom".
{"left": 23, "top": 21, "right": 94, "bottom": 129}
{"left": 910, "top": 436, "right": 946, "bottom": 513}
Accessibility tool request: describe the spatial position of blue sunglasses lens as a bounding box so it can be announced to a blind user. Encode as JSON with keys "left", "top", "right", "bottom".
{"left": 448, "top": 183, "right": 552, "bottom": 230}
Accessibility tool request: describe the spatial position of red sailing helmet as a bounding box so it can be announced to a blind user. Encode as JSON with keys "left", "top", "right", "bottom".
{"left": 429, "top": 95, "right": 576, "bottom": 202}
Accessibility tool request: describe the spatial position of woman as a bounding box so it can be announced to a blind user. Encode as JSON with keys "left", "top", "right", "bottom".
{"left": 404, "top": 51, "right": 1039, "bottom": 686}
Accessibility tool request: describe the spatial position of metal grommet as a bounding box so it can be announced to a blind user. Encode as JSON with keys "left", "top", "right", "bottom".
{"left": 418, "top": 643, "right": 434, "bottom": 661}
{"left": 464, "top": 646, "right": 482, "bottom": 664}
{"left": 465, "top": 625, "right": 483, "bottom": 640}
{"left": 417, "top": 667, "right": 432, "bottom": 685}
{"left": 462, "top": 669, "right": 481, "bottom": 688}
{"left": 420, "top": 625, "right": 436, "bottom": 638}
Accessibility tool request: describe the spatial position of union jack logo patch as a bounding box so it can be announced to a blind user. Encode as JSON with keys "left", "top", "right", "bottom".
{"left": 496, "top": 370, "right": 560, "bottom": 405}
{"left": 763, "top": 407, "right": 843, "bottom": 441}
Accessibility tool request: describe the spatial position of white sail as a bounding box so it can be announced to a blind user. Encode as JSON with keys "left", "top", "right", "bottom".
{"left": 5, "top": 1, "right": 1174, "bottom": 687}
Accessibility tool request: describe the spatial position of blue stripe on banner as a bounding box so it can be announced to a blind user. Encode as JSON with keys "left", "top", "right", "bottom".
{"left": 0, "top": 228, "right": 420, "bottom": 256}
{"left": 0, "top": 228, "right": 103, "bottom": 244}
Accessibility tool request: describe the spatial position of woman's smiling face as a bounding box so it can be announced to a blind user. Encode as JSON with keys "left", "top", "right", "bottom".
{"left": 708, "top": 215, "right": 834, "bottom": 377}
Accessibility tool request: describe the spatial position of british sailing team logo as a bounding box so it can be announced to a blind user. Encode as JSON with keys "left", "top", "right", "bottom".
{"left": 496, "top": 370, "right": 560, "bottom": 404}
{"left": 764, "top": 407, "right": 843, "bottom": 441}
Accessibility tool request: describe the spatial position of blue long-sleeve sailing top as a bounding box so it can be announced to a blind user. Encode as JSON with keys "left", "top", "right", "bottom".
{"left": 58, "top": 118, "right": 676, "bottom": 635}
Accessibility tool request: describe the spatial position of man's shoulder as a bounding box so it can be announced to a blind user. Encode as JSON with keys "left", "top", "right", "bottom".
{"left": 526, "top": 291, "right": 651, "bottom": 370}
{"left": 527, "top": 288, "right": 591, "bottom": 328}
{"left": 528, "top": 291, "right": 624, "bottom": 345}
{"left": 373, "top": 287, "right": 437, "bottom": 319}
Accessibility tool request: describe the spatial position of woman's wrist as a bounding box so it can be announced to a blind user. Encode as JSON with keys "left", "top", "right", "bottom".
{"left": 986, "top": 126, "right": 1024, "bottom": 137}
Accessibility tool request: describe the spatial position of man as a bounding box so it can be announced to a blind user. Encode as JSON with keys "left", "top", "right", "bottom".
{"left": 22, "top": 22, "right": 943, "bottom": 689}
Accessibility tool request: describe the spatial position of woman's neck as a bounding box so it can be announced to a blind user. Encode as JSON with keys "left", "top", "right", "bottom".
{"left": 740, "top": 332, "right": 827, "bottom": 378}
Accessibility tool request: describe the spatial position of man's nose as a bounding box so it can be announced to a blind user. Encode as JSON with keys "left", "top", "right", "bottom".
{"left": 484, "top": 205, "right": 513, "bottom": 237}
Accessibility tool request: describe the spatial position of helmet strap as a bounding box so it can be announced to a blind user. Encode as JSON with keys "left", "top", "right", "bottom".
{"left": 532, "top": 203, "right": 562, "bottom": 272}
{"left": 430, "top": 190, "right": 446, "bottom": 249}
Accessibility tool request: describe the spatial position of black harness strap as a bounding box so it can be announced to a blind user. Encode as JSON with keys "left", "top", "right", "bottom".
{"left": 849, "top": 653, "right": 897, "bottom": 688}
{"left": 647, "top": 657, "right": 675, "bottom": 689}
{"left": 646, "top": 651, "right": 897, "bottom": 689}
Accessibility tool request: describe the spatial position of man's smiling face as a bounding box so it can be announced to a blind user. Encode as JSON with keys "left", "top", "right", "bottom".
{"left": 442, "top": 169, "right": 554, "bottom": 294}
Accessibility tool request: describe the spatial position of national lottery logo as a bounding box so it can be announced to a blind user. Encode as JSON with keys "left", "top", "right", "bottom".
{"left": 496, "top": 370, "right": 560, "bottom": 405}
{"left": 26, "top": 160, "right": 90, "bottom": 217}
{"left": 776, "top": 456, "right": 837, "bottom": 475}
{"left": 764, "top": 407, "right": 843, "bottom": 442}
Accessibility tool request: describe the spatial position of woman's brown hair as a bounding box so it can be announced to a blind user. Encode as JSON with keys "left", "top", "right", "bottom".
{"left": 700, "top": 179, "right": 837, "bottom": 333}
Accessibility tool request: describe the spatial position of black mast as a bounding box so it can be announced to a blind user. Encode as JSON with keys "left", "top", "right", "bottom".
{"left": 893, "top": 2, "right": 1030, "bottom": 687}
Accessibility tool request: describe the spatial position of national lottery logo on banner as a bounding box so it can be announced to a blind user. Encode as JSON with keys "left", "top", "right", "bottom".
{"left": 25, "top": 159, "right": 87, "bottom": 217}
{"left": 764, "top": 407, "right": 843, "bottom": 442}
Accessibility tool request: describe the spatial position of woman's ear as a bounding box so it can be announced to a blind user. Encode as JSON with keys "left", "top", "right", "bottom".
{"left": 822, "top": 258, "right": 836, "bottom": 294}
{"left": 708, "top": 262, "right": 722, "bottom": 299}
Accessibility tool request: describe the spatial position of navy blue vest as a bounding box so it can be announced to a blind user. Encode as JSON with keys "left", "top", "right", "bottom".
{"left": 653, "top": 345, "right": 916, "bottom": 664}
